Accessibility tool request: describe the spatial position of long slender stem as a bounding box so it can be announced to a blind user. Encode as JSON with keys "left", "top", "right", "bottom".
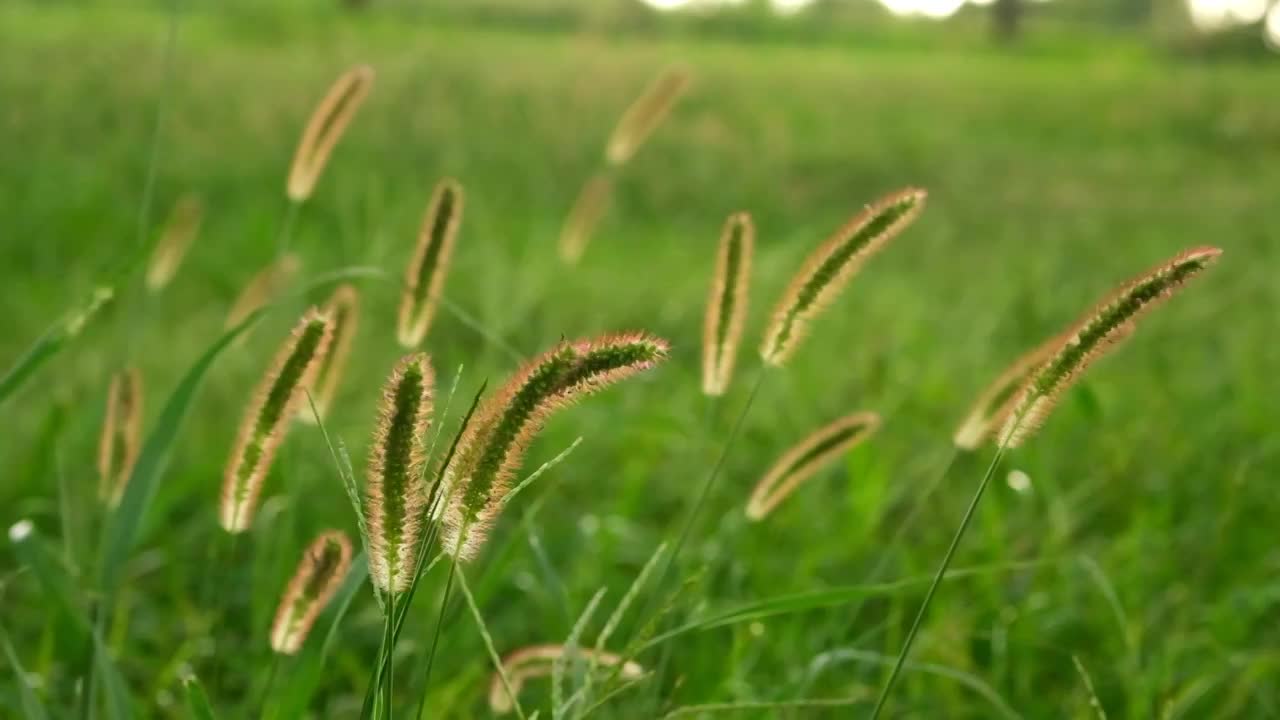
{"left": 276, "top": 201, "right": 302, "bottom": 261}
{"left": 868, "top": 444, "right": 1007, "bottom": 719}
{"left": 383, "top": 593, "right": 397, "bottom": 719}
{"left": 253, "top": 655, "right": 282, "bottom": 717}
{"left": 413, "top": 559, "right": 458, "bottom": 719}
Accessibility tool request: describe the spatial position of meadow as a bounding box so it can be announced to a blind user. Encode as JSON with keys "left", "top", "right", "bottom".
{"left": 2, "top": 3, "right": 1279, "bottom": 718}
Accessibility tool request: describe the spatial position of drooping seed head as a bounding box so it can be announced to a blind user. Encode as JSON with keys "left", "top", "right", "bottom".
{"left": 605, "top": 65, "right": 691, "bottom": 167}
{"left": 440, "top": 332, "right": 669, "bottom": 560}
{"left": 489, "top": 644, "right": 645, "bottom": 715}
{"left": 365, "top": 353, "right": 435, "bottom": 595}
{"left": 269, "top": 530, "right": 352, "bottom": 655}
{"left": 397, "top": 179, "right": 465, "bottom": 347}
{"left": 557, "top": 173, "right": 614, "bottom": 266}
{"left": 145, "top": 193, "right": 203, "bottom": 293}
{"left": 760, "top": 187, "right": 926, "bottom": 367}
{"left": 220, "top": 309, "right": 334, "bottom": 533}
{"left": 225, "top": 254, "right": 301, "bottom": 331}
{"left": 746, "top": 411, "right": 881, "bottom": 521}
{"left": 702, "top": 212, "right": 754, "bottom": 396}
{"left": 286, "top": 65, "right": 374, "bottom": 202}
{"left": 97, "top": 367, "right": 144, "bottom": 508}
{"left": 998, "top": 246, "right": 1222, "bottom": 448}
{"left": 952, "top": 333, "right": 1065, "bottom": 451}
{"left": 298, "top": 284, "right": 359, "bottom": 425}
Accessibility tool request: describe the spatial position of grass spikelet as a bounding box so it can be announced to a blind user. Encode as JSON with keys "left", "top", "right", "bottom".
{"left": 365, "top": 353, "right": 435, "bottom": 595}
{"left": 557, "top": 173, "right": 613, "bottom": 265}
{"left": 998, "top": 246, "right": 1222, "bottom": 448}
{"left": 219, "top": 309, "right": 334, "bottom": 533}
{"left": 488, "top": 644, "right": 644, "bottom": 715}
{"left": 952, "top": 333, "right": 1064, "bottom": 450}
{"left": 144, "top": 193, "right": 203, "bottom": 293}
{"left": 269, "top": 530, "right": 352, "bottom": 655}
{"left": 299, "top": 284, "right": 359, "bottom": 424}
{"left": 604, "top": 66, "right": 692, "bottom": 167}
{"left": 702, "top": 212, "right": 754, "bottom": 396}
{"left": 441, "top": 332, "right": 668, "bottom": 560}
{"left": 97, "top": 367, "right": 143, "bottom": 508}
{"left": 397, "top": 179, "right": 465, "bottom": 347}
{"left": 224, "top": 254, "right": 301, "bottom": 330}
{"left": 759, "top": 187, "right": 926, "bottom": 367}
{"left": 286, "top": 65, "right": 374, "bottom": 203}
{"left": 746, "top": 411, "right": 880, "bottom": 521}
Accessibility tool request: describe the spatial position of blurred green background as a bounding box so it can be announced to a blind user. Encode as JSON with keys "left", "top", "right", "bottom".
{"left": 2, "top": 0, "right": 1278, "bottom": 717}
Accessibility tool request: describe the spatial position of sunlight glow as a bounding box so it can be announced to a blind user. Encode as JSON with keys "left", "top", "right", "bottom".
{"left": 771, "top": 0, "right": 818, "bottom": 14}
{"left": 1267, "top": 2, "right": 1280, "bottom": 47}
{"left": 1186, "top": 0, "right": 1273, "bottom": 30}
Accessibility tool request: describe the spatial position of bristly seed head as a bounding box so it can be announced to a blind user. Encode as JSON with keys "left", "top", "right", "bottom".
{"left": 605, "top": 65, "right": 692, "bottom": 167}
{"left": 299, "top": 284, "right": 359, "bottom": 425}
{"left": 440, "top": 332, "right": 669, "bottom": 561}
{"left": 702, "top": 212, "right": 754, "bottom": 396}
{"left": 557, "top": 174, "right": 614, "bottom": 266}
{"left": 365, "top": 353, "right": 435, "bottom": 595}
{"left": 397, "top": 179, "right": 465, "bottom": 348}
{"left": 145, "top": 193, "right": 203, "bottom": 293}
{"left": 97, "top": 367, "right": 144, "bottom": 508}
{"left": 286, "top": 65, "right": 375, "bottom": 203}
{"left": 269, "top": 530, "right": 353, "bottom": 655}
{"left": 952, "top": 333, "right": 1065, "bottom": 451}
{"left": 760, "top": 187, "right": 926, "bottom": 367}
{"left": 220, "top": 309, "right": 334, "bottom": 533}
{"left": 998, "top": 246, "right": 1222, "bottom": 448}
{"left": 489, "top": 644, "right": 644, "bottom": 715}
{"left": 746, "top": 411, "right": 881, "bottom": 521}
{"left": 225, "top": 254, "right": 301, "bottom": 331}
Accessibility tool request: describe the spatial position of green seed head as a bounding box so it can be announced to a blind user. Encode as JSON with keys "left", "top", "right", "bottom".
{"left": 298, "top": 284, "right": 359, "bottom": 425}
{"left": 398, "top": 179, "right": 465, "bottom": 347}
{"left": 702, "top": 212, "right": 754, "bottom": 396}
{"left": 269, "top": 531, "right": 353, "bottom": 655}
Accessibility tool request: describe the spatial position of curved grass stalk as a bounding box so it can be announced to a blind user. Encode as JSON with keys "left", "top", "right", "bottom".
{"left": 760, "top": 187, "right": 926, "bottom": 367}
{"left": 269, "top": 530, "right": 352, "bottom": 655}
{"left": 397, "top": 179, "right": 465, "bottom": 347}
{"left": 605, "top": 66, "right": 692, "bottom": 167}
{"left": 298, "top": 284, "right": 359, "bottom": 424}
{"left": 746, "top": 411, "right": 880, "bottom": 520}
{"left": 97, "top": 367, "right": 144, "bottom": 508}
{"left": 286, "top": 65, "right": 374, "bottom": 203}
{"left": 144, "top": 193, "right": 203, "bottom": 292}
{"left": 225, "top": 254, "right": 301, "bottom": 330}
{"left": 701, "top": 212, "right": 754, "bottom": 396}
{"left": 490, "top": 644, "right": 644, "bottom": 715}
{"left": 557, "top": 173, "right": 613, "bottom": 265}
{"left": 952, "top": 333, "right": 1063, "bottom": 450}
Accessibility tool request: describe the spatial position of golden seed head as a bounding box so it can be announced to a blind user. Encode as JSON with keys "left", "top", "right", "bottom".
{"left": 702, "top": 212, "right": 755, "bottom": 396}
{"left": 952, "top": 332, "right": 1065, "bottom": 451}
{"left": 145, "top": 193, "right": 204, "bottom": 293}
{"left": 746, "top": 411, "right": 881, "bottom": 521}
{"left": 298, "top": 284, "right": 359, "bottom": 425}
{"left": 286, "top": 65, "right": 375, "bottom": 202}
{"left": 97, "top": 367, "right": 144, "bottom": 508}
{"left": 224, "top": 254, "right": 301, "bottom": 331}
{"left": 397, "top": 179, "right": 465, "bottom": 348}
{"left": 605, "top": 65, "right": 692, "bottom": 167}
{"left": 269, "top": 531, "right": 353, "bottom": 655}
{"left": 557, "top": 173, "right": 614, "bottom": 266}
{"left": 488, "top": 644, "right": 644, "bottom": 715}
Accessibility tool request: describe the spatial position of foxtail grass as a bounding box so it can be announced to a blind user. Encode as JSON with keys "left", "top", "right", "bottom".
{"left": 144, "top": 193, "right": 203, "bottom": 292}
{"left": 605, "top": 66, "right": 691, "bottom": 167}
{"left": 286, "top": 65, "right": 374, "bottom": 203}
{"left": 269, "top": 530, "right": 352, "bottom": 654}
{"left": 746, "top": 411, "right": 880, "bottom": 520}
{"left": 952, "top": 333, "right": 1064, "bottom": 451}
{"left": 702, "top": 212, "right": 754, "bottom": 396}
{"left": 397, "top": 179, "right": 464, "bottom": 348}
{"left": 299, "top": 284, "right": 359, "bottom": 424}
{"left": 489, "top": 645, "right": 644, "bottom": 715}
{"left": 219, "top": 309, "right": 333, "bottom": 533}
{"left": 997, "top": 246, "right": 1222, "bottom": 447}
{"left": 760, "top": 187, "right": 926, "bottom": 367}
{"left": 557, "top": 174, "right": 614, "bottom": 265}
{"left": 224, "top": 254, "right": 300, "bottom": 331}
{"left": 97, "top": 367, "right": 144, "bottom": 508}
{"left": 439, "top": 332, "right": 668, "bottom": 560}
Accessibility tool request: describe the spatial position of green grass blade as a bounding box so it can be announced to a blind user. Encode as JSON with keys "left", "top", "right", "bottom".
{"left": 182, "top": 675, "right": 219, "bottom": 720}
{"left": 0, "top": 287, "right": 114, "bottom": 407}
{"left": 1, "top": 625, "right": 51, "bottom": 720}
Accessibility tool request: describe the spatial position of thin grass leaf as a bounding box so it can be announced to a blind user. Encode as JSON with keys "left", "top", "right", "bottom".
{"left": 552, "top": 588, "right": 607, "bottom": 719}
{"left": 1073, "top": 655, "right": 1109, "bottom": 720}
{"left": 1, "top": 625, "right": 50, "bottom": 720}
{"left": 182, "top": 674, "right": 218, "bottom": 720}
{"left": 458, "top": 566, "right": 528, "bottom": 720}
{"left": 661, "top": 697, "right": 868, "bottom": 718}
{"left": 0, "top": 286, "right": 114, "bottom": 407}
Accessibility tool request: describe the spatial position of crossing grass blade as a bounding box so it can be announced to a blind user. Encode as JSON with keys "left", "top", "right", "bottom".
{"left": 0, "top": 287, "right": 114, "bottom": 407}
{"left": 1, "top": 624, "right": 51, "bottom": 720}
{"left": 182, "top": 674, "right": 219, "bottom": 720}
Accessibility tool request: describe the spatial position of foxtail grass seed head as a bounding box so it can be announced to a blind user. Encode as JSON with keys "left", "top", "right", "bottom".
{"left": 760, "top": 187, "right": 926, "bottom": 367}
{"left": 702, "top": 212, "right": 754, "bottom": 396}
{"left": 397, "top": 179, "right": 464, "bottom": 348}
{"left": 269, "top": 531, "right": 352, "bottom": 655}
{"left": 97, "top": 367, "right": 143, "bottom": 508}
{"left": 286, "top": 65, "right": 374, "bottom": 202}
{"left": 998, "top": 246, "right": 1222, "bottom": 448}
{"left": 145, "top": 193, "right": 203, "bottom": 293}
{"left": 604, "top": 66, "right": 691, "bottom": 167}
{"left": 299, "top": 284, "right": 359, "bottom": 424}
{"left": 440, "top": 332, "right": 668, "bottom": 560}
{"left": 746, "top": 412, "right": 881, "bottom": 521}
{"left": 224, "top": 254, "right": 301, "bottom": 330}
{"left": 365, "top": 353, "right": 435, "bottom": 595}
{"left": 952, "top": 333, "right": 1065, "bottom": 451}
{"left": 489, "top": 644, "right": 644, "bottom": 715}
{"left": 557, "top": 173, "right": 613, "bottom": 265}
{"left": 220, "top": 309, "right": 334, "bottom": 533}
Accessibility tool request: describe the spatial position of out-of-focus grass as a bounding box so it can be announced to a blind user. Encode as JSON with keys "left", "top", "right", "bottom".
{"left": 2, "top": 3, "right": 1279, "bottom": 718}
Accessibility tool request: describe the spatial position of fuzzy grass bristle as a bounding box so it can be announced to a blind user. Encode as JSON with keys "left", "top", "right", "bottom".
{"left": 224, "top": 254, "right": 301, "bottom": 331}
{"left": 998, "top": 246, "right": 1222, "bottom": 448}
{"left": 397, "top": 178, "right": 464, "bottom": 348}
{"left": 605, "top": 65, "right": 691, "bottom": 167}
{"left": 746, "top": 411, "right": 881, "bottom": 521}
{"left": 269, "top": 530, "right": 352, "bottom": 655}
{"left": 440, "top": 332, "right": 668, "bottom": 560}
{"left": 299, "top": 284, "right": 359, "bottom": 424}
{"left": 286, "top": 65, "right": 374, "bottom": 202}
{"left": 557, "top": 173, "right": 614, "bottom": 265}
{"left": 97, "top": 367, "right": 143, "bottom": 508}
{"left": 219, "top": 309, "right": 334, "bottom": 533}
{"left": 702, "top": 212, "right": 754, "bottom": 396}
{"left": 760, "top": 187, "right": 926, "bottom": 367}
{"left": 488, "top": 644, "right": 644, "bottom": 715}
{"left": 145, "top": 193, "right": 203, "bottom": 293}
{"left": 365, "top": 353, "right": 435, "bottom": 595}
{"left": 952, "top": 333, "right": 1065, "bottom": 451}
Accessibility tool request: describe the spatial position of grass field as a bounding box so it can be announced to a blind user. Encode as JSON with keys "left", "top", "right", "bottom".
{"left": 3, "top": 3, "right": 1279, "bottom": 718}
